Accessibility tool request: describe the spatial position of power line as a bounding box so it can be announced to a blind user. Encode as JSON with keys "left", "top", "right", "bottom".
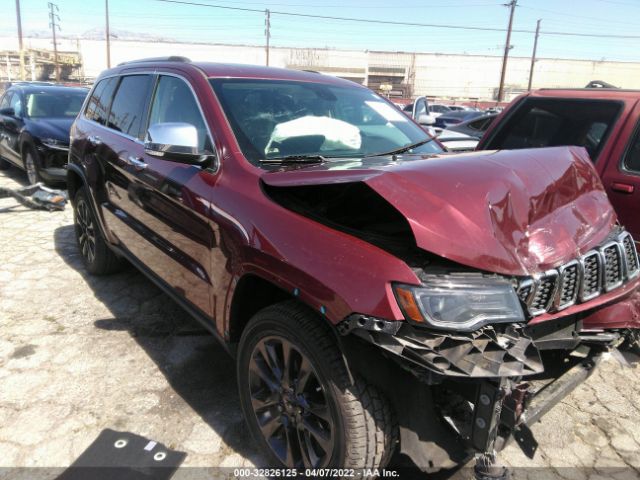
{"left": 151, "top": 0, "right": 640, "bottom": 40}
{"left": 153, "top": 0, "right": 535, "bottom": 33}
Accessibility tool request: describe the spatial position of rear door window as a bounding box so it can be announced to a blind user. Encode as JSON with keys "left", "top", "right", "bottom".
{"left": 0, "top": 92, "right": 11, "bottom": 110}
{"left": 9, "top": 92, "right": 23, "bottom": 118}
{"left": 108, "top": 75, "right": 153, "bottom": 138}
{"left": 486, "top": 98, "right": 621, "bottom": 160}
{"left": 85, "top": 77, "right": 118, "bottom": 125}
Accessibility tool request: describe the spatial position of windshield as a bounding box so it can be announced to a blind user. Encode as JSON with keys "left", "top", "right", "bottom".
{"left": 209, "top": 79, "right": 442, "bottom": 164}
{"left": 25, "top": 90, "right": 87, "bottom": 119}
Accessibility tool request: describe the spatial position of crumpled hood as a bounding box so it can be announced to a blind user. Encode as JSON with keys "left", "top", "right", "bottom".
{"left": 261, "top": 146, "right": 617, "bottom": 276}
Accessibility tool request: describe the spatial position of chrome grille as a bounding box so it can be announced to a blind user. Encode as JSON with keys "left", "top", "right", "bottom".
{"left": 620, "top": 232, "right": 640, "bottom": 279}
{"left": 529, "top": 271, "right": 558, "bottom": 315}
{"left": 600, "top": 242, "right": 623, "bottom": 291}
{"left": 580, "top": 251, "right": 602, "bottom": 301}
{"left": 556, "top": 261, "right": 579, "bottom": 310}
{"left": 516, "top": 279, "right": 534, "bottom": 303}
{"left": 517, "top": 230, "right": 638, "bottom": 317}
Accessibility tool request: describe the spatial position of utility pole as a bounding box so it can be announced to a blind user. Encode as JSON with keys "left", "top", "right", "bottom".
{"left": 105, "top": 0, "right": 111, "bottom": 68}
{"left": 48, "top": 2, "right": 60, "bottom": 82}
{"left": 497, "top": 0, "right": 517, "bottom": 102}
{"left": 15, "top": 0, "right": 25, "bottom": 80}
{"left": 265, "top": 9, "right": 271, "bottom": 66}
{"left": 527, "top": 19, "right": 541, "bottom": 91}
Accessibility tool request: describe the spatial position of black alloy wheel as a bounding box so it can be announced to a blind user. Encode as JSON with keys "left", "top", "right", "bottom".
{"left": 73, "top": 186, "right": 123, "bottom": 275}
{"left": 76, "top": 197, "right": 96, "bottom": 264}
{"left": 248, "top": 335, "right": 335, "bottom": 468}
{"left": 237, "top": 301, "right": 398, "bottom": 475}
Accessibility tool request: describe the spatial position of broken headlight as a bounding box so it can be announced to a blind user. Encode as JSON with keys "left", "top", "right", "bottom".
{"left": 394, "top": 277, "right": 525, "bottom": 331}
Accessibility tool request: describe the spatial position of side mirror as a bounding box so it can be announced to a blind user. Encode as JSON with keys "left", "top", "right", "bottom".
{"left": 0, "top": 107, "right": 15, "bottom": 117}
{"left": 417, "top": 113, "right": 435, "bottom": 126}
{"left": 144, "top": 122, "right": 212, "bottom": 165}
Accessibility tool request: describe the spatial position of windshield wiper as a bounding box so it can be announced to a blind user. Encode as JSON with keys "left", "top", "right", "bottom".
{"left": 259, "top": 154, "right": 327, "bottom": 164}
{"left": 362, "top": 138, "right": 435, "bottom": 159}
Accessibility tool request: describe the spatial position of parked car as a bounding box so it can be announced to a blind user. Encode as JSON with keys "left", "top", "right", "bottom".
{"left": 68, "top": 58, "right": 640, "bottom": 475}
{"left": 434, "top": 109, "right": 484, "bottom": 129}
{"left": 0, "top": 83, "right": 88, "bottom": 184}
{"left": 445, "top": 113, "right": 497, "bottom": 139}
{"left": 435, "top": 130, "right": 479, "bottom": 152}
{"left": 401, "top": 95, "right": 436, "bottom": 127}
{"left": 484, "top": 106, "right": 504, "bottom": 115}
{"left": 478, "top": 88, "right": 640, "bottom": 242}
{"left": 444, "top": 105, "right": 477, "bottom": 112}
{"left": 428, "top": 103, "right": 451, "bottom": 117}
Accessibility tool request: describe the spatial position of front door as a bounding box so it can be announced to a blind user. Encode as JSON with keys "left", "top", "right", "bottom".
{"left": 601, "top": 115, "right": 640, "bottom": 241}
{"left": 105, "top": 73, "right": 217, "bottom": 320}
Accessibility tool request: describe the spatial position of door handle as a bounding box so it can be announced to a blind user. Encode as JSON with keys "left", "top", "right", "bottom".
{"left": 611, "top": 182, "right": 635, "bottom": 194}
{"left": 87, "top": 135, "right": 102, "bottom": 146}
{"left": 125, "top": 155, "right": 147, "bottom": 170}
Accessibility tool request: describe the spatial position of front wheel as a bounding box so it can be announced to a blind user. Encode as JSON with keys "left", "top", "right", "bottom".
{"left": 23, "top": 146, "right": 43, "bottom": 185}
{"left": 237, "top": 301, "right": 397, "bottom": 473}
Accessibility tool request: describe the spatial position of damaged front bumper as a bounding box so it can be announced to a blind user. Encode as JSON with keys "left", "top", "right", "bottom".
{"left": 339, "top": 312, "right": 640, "bottom": 470}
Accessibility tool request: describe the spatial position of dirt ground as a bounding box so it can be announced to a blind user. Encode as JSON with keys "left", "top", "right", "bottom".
{"left": 1, "top": 167, "right": 639, "bottom": 480}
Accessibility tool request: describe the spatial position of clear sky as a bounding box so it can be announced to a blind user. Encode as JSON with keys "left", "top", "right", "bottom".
{"left": 2, "top": 0, "right": 640, "bottom": 62}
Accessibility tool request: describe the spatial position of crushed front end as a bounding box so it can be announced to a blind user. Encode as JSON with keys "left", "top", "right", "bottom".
{"left": 338, "top": 228, "right": 640, "bottom": 474}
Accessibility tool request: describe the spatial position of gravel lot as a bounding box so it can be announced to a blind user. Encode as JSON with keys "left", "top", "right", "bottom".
{"left": 0, "top": 167, "right": 639, "bottom": 480}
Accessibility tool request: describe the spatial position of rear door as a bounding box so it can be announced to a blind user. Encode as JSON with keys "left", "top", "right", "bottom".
{"left": 105, "top": 73, "right": 217, "bottom": 319}
{"left": 600, "top": 105, "right": 640, "bottom": 241}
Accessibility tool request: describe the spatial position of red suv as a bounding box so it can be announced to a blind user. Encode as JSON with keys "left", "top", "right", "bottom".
{"left": 478, "top": 88, "right": 640, "bottom": 242}
{"left": 68, "top": 58, "right": 640, "bottom": 475}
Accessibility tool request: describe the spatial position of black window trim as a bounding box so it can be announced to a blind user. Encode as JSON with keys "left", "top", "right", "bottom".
{"left": 481, "top": 96, "right": 625, "bottom": 162}
{"left": 620, "top": 115, "right": 640, "bottom": 177}
{"left": 82, "top": 71, "right": 219, "bottom": 174}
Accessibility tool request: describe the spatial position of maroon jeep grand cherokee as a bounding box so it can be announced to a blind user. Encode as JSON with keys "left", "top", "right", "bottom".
{"left": 68, "top": 57, "right": 640, "bottom": 474}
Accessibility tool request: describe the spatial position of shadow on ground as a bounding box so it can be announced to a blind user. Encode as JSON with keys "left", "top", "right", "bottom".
{"left": 53, "top": 223, "right": 263, "bottom": 466}
{"left": 53, "top": 223, "right": 471, "bottom": 476}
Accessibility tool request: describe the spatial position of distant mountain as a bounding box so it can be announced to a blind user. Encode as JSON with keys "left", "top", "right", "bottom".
{"left": 80, "top": 27, "right": 175, "bottom": 42}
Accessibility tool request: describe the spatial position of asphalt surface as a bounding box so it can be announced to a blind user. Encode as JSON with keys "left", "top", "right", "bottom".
{"left": 0, "top": 167, "right": 639, "bottom": 480}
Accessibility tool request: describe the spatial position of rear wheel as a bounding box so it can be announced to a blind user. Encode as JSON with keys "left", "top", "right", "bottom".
{"left": 237, "top": 301, "right": 397, "bottom": 473}
{"left": 73, "top": 187, "right": 123, "bottom": 275}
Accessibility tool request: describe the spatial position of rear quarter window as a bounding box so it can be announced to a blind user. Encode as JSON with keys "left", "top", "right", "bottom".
{"left": 624, "top": 125, "right": 640, "bottom": 174}
{"left": 0, "top": 92, "right": 11, "bottom": 110}
{"left": 85, "top": 77, "right": 118, "bottom": 125}
{"left": 485, "top": 98, "right": 622, "bottom": 160}
{"left": 108, "top": 75, "right": 153, "bottom": 138}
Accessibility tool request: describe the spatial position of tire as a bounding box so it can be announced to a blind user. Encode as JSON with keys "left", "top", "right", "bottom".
{"left": 73, "top": 186, "right": 123, "bottom": 275}
{"left": 23, "top": 144, "right": 43, "bottom": 185}
{"left": 237, "top": 301, "right": 397, "bottom": 474}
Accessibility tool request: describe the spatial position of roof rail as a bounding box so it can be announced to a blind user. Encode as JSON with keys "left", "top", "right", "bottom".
{"left": 117, "top": 56, "right": 191, "bottom": 66}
